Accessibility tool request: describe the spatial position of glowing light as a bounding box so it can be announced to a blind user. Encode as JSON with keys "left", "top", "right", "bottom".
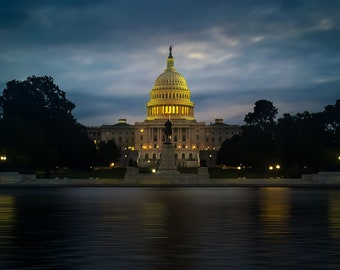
{"left": 237, "top": 166, "right": 241, "bottom": 170}
{"left": 0, "top": 156, "right": 7, "bottom": 161}
{"left": 110, "top": 162, "right": 115, "bottom": 168}
{"left": 269, "top": 166, "right": 273, "bottom": 170}
{"left": 260, "top": 187, "right": 290, "bottom": 238}
{"left": 152, "top": 168, "right": 156, "bottom": 173}
{"left": 140, "top": 129, "right": 144, "bottom": 133}
{"left": 276, "top": 164, "right": 280, "bottom": 169}
{"left": 0, "top": 195, "right": 16, "bottom": 242}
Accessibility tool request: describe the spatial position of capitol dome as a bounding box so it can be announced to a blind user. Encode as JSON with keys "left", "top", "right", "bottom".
{"left": 146, "top": 46, "right": 195, "bottom": 121}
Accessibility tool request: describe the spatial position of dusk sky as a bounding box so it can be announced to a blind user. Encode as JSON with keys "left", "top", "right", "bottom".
{"left": 1, "top": 0, "right": 339, "bottom": 126}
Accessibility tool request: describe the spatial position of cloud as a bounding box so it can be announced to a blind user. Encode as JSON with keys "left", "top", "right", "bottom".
{"left": 0, "top": 0, "right": 339, "bottom": 126}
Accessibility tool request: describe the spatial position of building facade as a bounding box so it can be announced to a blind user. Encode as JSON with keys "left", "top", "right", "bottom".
{"left": 87, "top": 47, "right": 240, "bottom": 168}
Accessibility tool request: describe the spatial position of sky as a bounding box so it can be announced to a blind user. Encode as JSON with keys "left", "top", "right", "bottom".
{"left": 1, "top": 0, "right": 339, "bottom": 126}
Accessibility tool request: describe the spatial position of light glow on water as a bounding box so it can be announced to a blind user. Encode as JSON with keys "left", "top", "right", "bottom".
{"left": 0, "top": 195, "right": 15, "bottom": 249}
{"left": 260, "top": 187, "right": 290, "bottom": 239}
{"left": 0, "top": 187, "right": 339, "bottom": 269}
{"left": 329, "top": 193, "right": 340, "bottom": 239}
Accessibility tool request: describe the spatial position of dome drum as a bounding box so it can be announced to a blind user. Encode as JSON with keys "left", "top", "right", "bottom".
{"left": 147, "top": 104, "right": 194, "bottom": 120}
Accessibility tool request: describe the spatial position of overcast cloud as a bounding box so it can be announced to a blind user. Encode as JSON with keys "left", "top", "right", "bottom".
{"left": 1, "top": 0, "right": 339, "bottom": 125}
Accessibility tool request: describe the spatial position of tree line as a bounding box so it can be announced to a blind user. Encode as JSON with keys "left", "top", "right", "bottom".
{"left": 1, "top": 76, "right": 339, "bottom": 177}
{"left": 217, "top": 99, "right": 340, "bottom": 177}
{"left": 0, "top": 76, "right": 120, "bottom": 176}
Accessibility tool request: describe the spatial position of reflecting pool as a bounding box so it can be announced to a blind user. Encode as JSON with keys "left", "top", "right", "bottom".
{"left": 0, "top": 187, "right": 339, "bottom": 269}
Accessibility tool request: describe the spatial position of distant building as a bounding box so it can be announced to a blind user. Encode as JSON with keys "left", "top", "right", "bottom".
{"left": 87, "top": 47, "right": 240, "bottom": 167}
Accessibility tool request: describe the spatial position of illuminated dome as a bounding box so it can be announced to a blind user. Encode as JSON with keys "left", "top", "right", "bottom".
{"left": 146, "top": 46, "right": 195, "bottom": 120}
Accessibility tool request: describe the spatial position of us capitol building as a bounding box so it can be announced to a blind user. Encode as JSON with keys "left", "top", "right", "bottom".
{"left": 87, "top": 47, "right": 240, "bottom": 168}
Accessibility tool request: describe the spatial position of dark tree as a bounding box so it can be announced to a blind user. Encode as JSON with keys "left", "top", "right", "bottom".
{"left": 95, "top": 140, "right": 120, "bottom": 166}
{"left": 323, "top": 99, "right": 340, "bottom": 147}
{"left": 322, "top": 100, "right": 340, "bottom": 170}
{"left": 0, "top": 76, "right": 95, "bottom": 175}
{"left": 0, "top": 76, "right": 75, "bottom": 121}
{"left": 244, "top": 99, "right": 278, "bottom": 130}
{"left": 217, "top": 134, "right": 250, "bottom": 166}
{"left": 276, "top": 103, "right": 340, "bottom": 174}
{"left": 218, "top": 99, "right": 339, "bottom": 176}
{"left": 218, "top": 100, "right": 280, "bottom": 172}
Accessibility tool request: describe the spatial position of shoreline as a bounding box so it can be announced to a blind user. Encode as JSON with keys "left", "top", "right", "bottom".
{"left": 1, "top": 171, "right": 340, "bottom": 188}
{"left": 1, "top": 179, "right": 340, "bottom": 188}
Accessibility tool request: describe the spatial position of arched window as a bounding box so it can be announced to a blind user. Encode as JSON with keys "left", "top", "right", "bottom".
{"left": 189, "top": 153, "right": 193, "bottom": 159}
{"left": 182, "top": 153, "right": 185, "bottom": 159}
{"left": 152, "top": 153, "right": 156, "bottom": 159}
{"left": 174, "top": 154, "right": 178, "bottom": 160}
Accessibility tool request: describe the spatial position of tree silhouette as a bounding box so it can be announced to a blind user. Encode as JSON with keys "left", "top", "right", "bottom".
{"left": 95, "top": 140, "right": 120, "bottom": 166}
{"left": 0, "top": 76, "right": 95, "bottom": 175}
{"left": 218, "top": 99, "right": 340, "bottom": 176}
{"left": 244, "top": 99, "right": 278, "bottom": 130}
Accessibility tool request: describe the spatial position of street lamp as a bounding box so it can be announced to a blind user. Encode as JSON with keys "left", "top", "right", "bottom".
{"left": 269, "top": 164, "right": 280, "bottom": 170}
{"left": 0, "top": 155, "right": 7, "bottom": 161}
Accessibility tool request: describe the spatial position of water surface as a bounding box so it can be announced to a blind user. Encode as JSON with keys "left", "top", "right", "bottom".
{"left": 0, "top": 187, "right": 339, "bottom": 269}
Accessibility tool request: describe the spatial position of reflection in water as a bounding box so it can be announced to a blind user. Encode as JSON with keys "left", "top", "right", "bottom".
{"left": 328, "top": 191, "right": 340, "bottom": 239}
{"left": 142, "top": 203, "right": 168, "bottom": 239}
{"left": 0, "top": 188, "right": 339, "bottom": 269}
{"left": 259, "top": 187, "right": 290, "bottom": 241}
{"left": 257, "top": 187, "right": 291, "bottom": 266}
{"left": 0, "top": 195, "right": 15, "bottom": 250}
